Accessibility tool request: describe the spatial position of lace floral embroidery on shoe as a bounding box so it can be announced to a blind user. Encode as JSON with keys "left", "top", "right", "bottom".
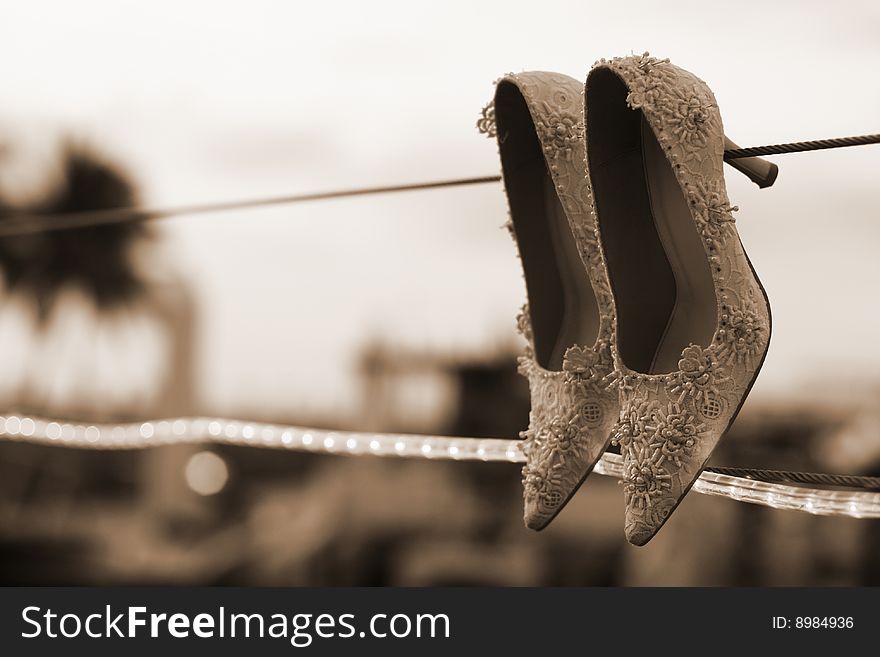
{"left": 562, "top": 341, "right": 611, "bottom": 380}
{"left": 623, "top": 443, "right": 673, "bottom": 510}
{"left": 543, "top": 418, "right": 579, "bottom": 453}
{"left": 516, "top": 304, "right": 533, "bottom": 343}
{"left": 621, "top": 54, "right": 717, "bottom": 145}
{"left": 717, "top": 303, "right": 765, "bottom": 366}
{"left": 615, "top": 397, "right": 704, "bottom": 509}
{"left": 572, "top": 394, "right": 605, "bottom": 429}
{"left": 535, "top": 110, "right": 583, "bottom": 160}
{"left": 621, "top": 53, "right": 671, "bottom": 111}
{"left": 515, "top": 305, "right": 535, "bottom": 369}
{"left": 690, "top": 179, "right": 738, "bottom": 247}
{"left": 611, "top": 397, "right": 653, "bottom": 450}
{"left": 522, "top": 463, "right": 563, "bottom": 501}
{"left": 592, "top": 52, "right": 672, "bottom": 111}
{"left": 476, "top": 100, "right": 496, "bottom": 138}
{"left": 664, "top": 92, "right": 716, "bottom": 147}
{"left": 644, "top": 401, "right": 706, "bottom": 468}
{"left": 562, "top": 345, "right": 598, "bottom": 377}
{"left": 520, "top": 355, "right": 615, "bottom": 516}
{"left": 631, "top": 51, "right": 671, "bottom": 73}
{"left": 666, "top": 344, "right": 729, "bottom": 408}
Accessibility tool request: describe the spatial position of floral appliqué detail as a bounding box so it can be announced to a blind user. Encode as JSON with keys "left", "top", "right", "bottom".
{"left": 515, "top": 305, "right": 533, "bottom": 343}
{"left": 645, "top": 401, "right": 705, "bottom": 468}
{"left": 691, "top": 179, "right": 738, "bottom": 247}
{"left": 535, "top": 110, "right": 583, "bottom": 159}
{"left": 521, "top": 463, "right": 563, "bottom": 502}
{"left": 542, "top": 418, "right": 579, "bottom": 453}
{"left": 623, "top": 442, "right": 673, "bottom": 510}
{"left": 562, "top": 345, "right": 598, "bottom": 376}
{"left": 630, "top": 51, "right": 671, "bottom": 73}
{"left": 615, "top": 52, "right": 672, "bottom": 111}
{"left": 665, "top": 93, "right": 716, "bottom": 147}
{"left": 476, "top": 100, "right": 496, "bottom": 138}
{"left": 666, "top": 344, "right": 728, "bottom": 409}
{"left": 562, "top": 342, "right": 611, "bottom": 380}
{"left": 612, "top": 397, "right": 653, "bottom": 450}
{"left": 718, "top": 303, "right": 765, "bottom": 366}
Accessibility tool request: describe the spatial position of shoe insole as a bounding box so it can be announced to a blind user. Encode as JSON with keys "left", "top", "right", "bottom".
{"left": 496, "top": 81, "right": 599, "bottom": 372}
{"left": 641, "top": 116, "right": 716, "bottom": 373}
{"left": 543, "top": 173, "right": 599, "bottom": 368}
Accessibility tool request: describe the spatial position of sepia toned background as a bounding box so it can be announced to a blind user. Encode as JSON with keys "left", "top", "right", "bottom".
{"left": 0, "top": 0, "right": 878, "bottom": 585}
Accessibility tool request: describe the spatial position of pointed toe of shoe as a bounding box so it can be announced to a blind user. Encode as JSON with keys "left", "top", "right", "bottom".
{"left": 522, "top": 486, "right": 564, "bottom": 531}
{"left": 521, "top": 428, "right": 615, "bottom": 531}
{"left": 624, "top": 525, "right": 653, "bottom": 547}
{"left": 623, "top": 496, "right": 677, "bottom": 546}
{"left": 523, "top": 500, "right": 552, "bottom": 531}
{"left": 624, "top": 514, "right": 662, "bottom": 547}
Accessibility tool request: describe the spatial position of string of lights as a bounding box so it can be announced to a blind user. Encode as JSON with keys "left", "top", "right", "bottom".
{"left": 0, "top": 413, "right": 877, "bottom": 519}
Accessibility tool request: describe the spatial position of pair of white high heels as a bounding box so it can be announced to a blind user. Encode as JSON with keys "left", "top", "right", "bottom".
{"left": 481, "top": 54, "right": 772, "bottom": 546}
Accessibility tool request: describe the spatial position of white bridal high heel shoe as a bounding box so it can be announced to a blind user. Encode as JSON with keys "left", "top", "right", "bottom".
{"left": 480, "top": 72, "right": 618, "bottom": 530}
{"left": 585, "top": 54, "right": 772, "bottom": 545}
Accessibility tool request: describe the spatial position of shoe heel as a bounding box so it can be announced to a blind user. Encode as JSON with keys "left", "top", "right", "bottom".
{"left": 724, "top": 136, "right": 778, "bottom": 188}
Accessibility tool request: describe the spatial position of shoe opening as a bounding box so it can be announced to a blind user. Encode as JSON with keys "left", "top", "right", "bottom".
{"left": 586, "top": 68, "right": 716, "bottom": 375}
{"left": 495, "top": 81, "right": 600, "bottom": 371}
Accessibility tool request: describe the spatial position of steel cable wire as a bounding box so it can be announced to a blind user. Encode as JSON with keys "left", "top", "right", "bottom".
{"left": 0, "top": 133, "right": 876, "bottom": 238}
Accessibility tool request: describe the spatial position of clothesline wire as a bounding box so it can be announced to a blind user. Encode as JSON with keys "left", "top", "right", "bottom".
{"left": 0, "top": 176, "right": 501, "bottom": 238}
{"left": 704, "top": 466, "right": 880, "bottom": 490}
{"left": 722, "top": 133, "right": 880, "bottom": 159}
{"left": 0, "top": 132, "right": 876, "bottom": 239}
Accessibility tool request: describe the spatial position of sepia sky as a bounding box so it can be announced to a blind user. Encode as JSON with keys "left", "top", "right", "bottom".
{"left": 0, "top": 0, "right": 878, "bottom": 419}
